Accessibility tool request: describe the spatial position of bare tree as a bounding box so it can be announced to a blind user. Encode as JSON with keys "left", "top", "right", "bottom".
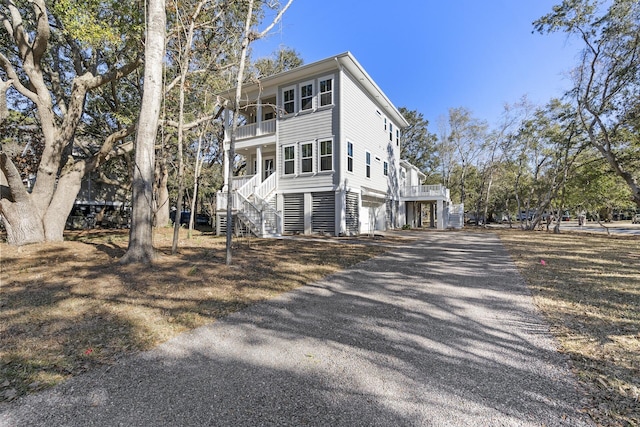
{"left": 120, "top": 0, "right": 166, "bottom": 264}
{"left": 224, "top": 0, "right": 293, "bottom": 265}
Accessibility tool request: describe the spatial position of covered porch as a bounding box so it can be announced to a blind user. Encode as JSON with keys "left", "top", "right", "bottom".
{"left": 400, "top": 184, "right": 451, "bottom": 230}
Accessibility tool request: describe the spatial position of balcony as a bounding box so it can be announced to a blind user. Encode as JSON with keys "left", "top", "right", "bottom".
{"left": 229, "top": 118, "right": 276, "bottom": 141}
{"left": 400, "top": 184, "right": 449, "bottom": 200}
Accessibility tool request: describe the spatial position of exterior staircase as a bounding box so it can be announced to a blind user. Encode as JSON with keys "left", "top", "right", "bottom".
{"left": 228, "top": 173, "right": 281, "bottom": 238}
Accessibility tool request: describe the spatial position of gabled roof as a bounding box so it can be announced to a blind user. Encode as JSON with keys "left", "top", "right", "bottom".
{"left": 223, "top": 52, "right": 408, "bottom": 128}
{"left": 400, "top": 159, "right": 427, "bottom": 179}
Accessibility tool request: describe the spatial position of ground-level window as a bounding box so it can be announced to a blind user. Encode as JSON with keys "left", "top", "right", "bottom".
{"left": 319, "top": 140, "right": 332, "bottom": 171}
{"left": 347, "top": 141, "right": 354, "bottom": 173}
{"left": 319, "top": 78, "right": 333, "bottom": 106}
{"left": 366, "top": 151, "right": 371, "bottom": 178}
{"left": 284, "top": 145, "right": 295, "bottom": 175}
{"left": 383, "top": 161, "right": 388, "bottom": 176}
{"left": 301, "top": 142, "right": 313, "bottom": 173}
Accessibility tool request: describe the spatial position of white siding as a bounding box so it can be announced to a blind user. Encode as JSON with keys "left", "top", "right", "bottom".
{"left": 339, "top": 69, "right": 401, "bottom": 200}
{"left": 277, "top": 107, "right": 336, "bottom": 193}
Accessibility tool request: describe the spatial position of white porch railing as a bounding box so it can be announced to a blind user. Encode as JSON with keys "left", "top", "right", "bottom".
{"left": 216, "top": 174, "right": 260, "bottom": 211}
{"left": 255, "top": 172, "right": 277, "bottom": 200}
{"left": 231, "top": 175, "right": 255, "bottom": 190}
{"left": 400, "top": 184, "right": 448, "bottom": 198}
{"left": 233, "top": 119, "right": 276, "bottom": 141}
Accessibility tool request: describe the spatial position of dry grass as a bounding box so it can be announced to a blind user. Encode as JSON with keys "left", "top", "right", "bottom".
{"left": 496, "top": 229, "right": 640, "bottom": 426}
{"left": 1, "top": 227, "right": 638, "bottom": 426}
{"left": 0, "top": 228, "right": 390, "bottom": 402}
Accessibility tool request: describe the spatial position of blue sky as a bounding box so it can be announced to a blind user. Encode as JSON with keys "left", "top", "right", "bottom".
{"left": 253, "top": 0, "right": 581, "bottom": 129}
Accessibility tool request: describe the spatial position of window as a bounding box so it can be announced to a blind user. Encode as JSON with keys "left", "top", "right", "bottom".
{"left": 319, "top": 78, "right": 333, "bottom": 106}
{"left": 365, "top": 151, "right": 371, "bottom": 178}
{"left": 283, "top": 87, "right": 295, "bottom": 114}
{"left": 383, "top": 161, "right": 388, "bottom": 176}
{"left": 396, "top": 129, "right": 400, "bottom": 146}
{"left": 301, "top": 142, "right": 313, "bottom": 173}
{"left": 384, "top": 118, "right": 387, "bottom": 131}
{"left": 284, "top": 145, "right": 295, "bottom": 175}
{"left": 389, "top": 123, "right": 393, "bottom": 142}
{"left": 301, "top": 83, "right": 313, "bottom": 111}
{"left": 264, "top": 112, "right": 274, "bottom": 120}
{"left": 347, "top": 142, "right": 353, "bottom": 173}
{"left": 319, "top": 140, "right": 332, "bottom": 171}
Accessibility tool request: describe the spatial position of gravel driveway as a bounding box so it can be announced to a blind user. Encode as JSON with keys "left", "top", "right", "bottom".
{"left": 0, "top": 232, "right": 593, "bottom": 426}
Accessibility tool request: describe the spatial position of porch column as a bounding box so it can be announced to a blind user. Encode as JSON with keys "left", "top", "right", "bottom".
{"left": 437, "top": 199, "right": 444, "bottom": 230}
{"left": 256, "top": 145, "right": 263, "bottom": 183}
{"left": 256, "top": 98, "right": 263, "bottom": 136}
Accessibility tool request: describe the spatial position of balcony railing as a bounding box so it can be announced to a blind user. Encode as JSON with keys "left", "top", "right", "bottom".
{"left": 233, "top": 118, "right": 276, "bottom": 140}
{"left": 400, "top": 184, "right": 449, "bottom": 199}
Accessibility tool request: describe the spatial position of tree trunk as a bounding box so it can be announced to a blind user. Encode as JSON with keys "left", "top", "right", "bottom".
{"left": 43, "top": 162, "right": 85, "bottom": 241}
{"left": 0, "top": 198, "right": 44, "bottom": 245}
{"left": 0, "top": 153, "right": 45, "bottom": 245}
{"left": 154, "top": 158, "right": 170, "bottom": 227}
{"left": 120, "top": 0, "right": 165, "bottom": 265}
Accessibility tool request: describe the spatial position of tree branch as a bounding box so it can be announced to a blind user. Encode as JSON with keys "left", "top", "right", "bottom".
{"left": 257, "top": 0, "right": 294, "bottom": 39}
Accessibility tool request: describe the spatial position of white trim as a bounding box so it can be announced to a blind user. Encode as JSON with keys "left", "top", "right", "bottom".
{"left": 299, "top": 140, "right": 315, "bottom": 174}
{"left": 282, "top": 85, "right": 296, "bottom": 115}
{"left": 346, "top": 140, "right": 354, "bottom": 174}
{"left": 365, "top": 150, "right": 371, "bottom": 179}
{"left": 318, "top": 138, "right": 334, "bottom": 172}
{"left": 318, "top": 75, "right": 334, "bottom": 107}
{"left": 282, "top": 143, "right": 296, "bottom": 176}
{"left": 299, "top": 80, "right": 314, "bottom": 112}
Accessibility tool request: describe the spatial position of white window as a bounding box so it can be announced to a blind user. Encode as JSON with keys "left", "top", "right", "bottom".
{"left": 301, "top": 142, "right": 313, "bottom": 173}
{"left": 396, "top": 129, "right": 400, "bottom": 146}
{"left": 319, "top": 140, "right": 332, "bottom": 171}
{"left": 283, "top": 86, "right": 295, "bottom": 114}
{"left": 365, "top": 151, "right": 371, "bottom": 178}
{"left": 319, "top": 77, "right": 333, "bottom": 106}
{"left": 384, "top": 118, "right": 387, "bottom": 131}
{"left": 347, "top": 141, "right": 353, "bottom": 173}
{"left": 389, "top": 123, "right": 393, "bottom": 142}
{"left": 284, "top": 145, "right": 295, "bottom": 175}
{"left": 383, "top": 161, "right": 388, "bottom": 176}
{"left": 300, "top": 82, "right": 313, "bottom": 111}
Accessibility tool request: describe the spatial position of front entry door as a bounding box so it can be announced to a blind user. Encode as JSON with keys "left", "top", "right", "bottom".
{"left": 264, "top": 158, "right": 275, "bottom": 180}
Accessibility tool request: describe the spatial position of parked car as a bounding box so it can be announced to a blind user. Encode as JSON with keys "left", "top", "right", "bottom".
{"left": 170, "top": 210, "right": 211, "bottom": 226}
{"left": 632, "top": 214, "right": 640, "bottom": 224}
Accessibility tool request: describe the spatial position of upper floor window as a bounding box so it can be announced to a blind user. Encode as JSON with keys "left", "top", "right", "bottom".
{"left": 283, "top": 87, "right": 295, "bottom": 114}
{"left": 347, "top": 141, "right": 354, "bottom": 173}
{"left": 384, "top": 118, "right": 387, "bottom": 131}
{"left": 389, "top": 123, "right": 393, "bottom": 142}
{"left": 365, "top": 151, "right": 371, "bottom": 178}
{"left": 301, "top": 83, "right": 313, "bottom": 111}
{"left": 284, "top": 145, "right": 295, "bottom": 175}
{"left": 319, "top": 78, "right": 333, "bottom": 106}
{"left": 383, "top": 161, "right": 388, "bottom": 176}
{"left": 301, "top": 142, "right": 313, "bottom": 173}
{"left": 396, "top": 129, "right": 400, "bottom": 146}
{"left": 319, "top": 140, "right": 332, "bottom": 171}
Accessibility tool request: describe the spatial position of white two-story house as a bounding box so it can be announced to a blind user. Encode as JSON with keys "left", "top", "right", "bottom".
{"left": 215, "top": 52, "right": 455, "bottom": 237}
